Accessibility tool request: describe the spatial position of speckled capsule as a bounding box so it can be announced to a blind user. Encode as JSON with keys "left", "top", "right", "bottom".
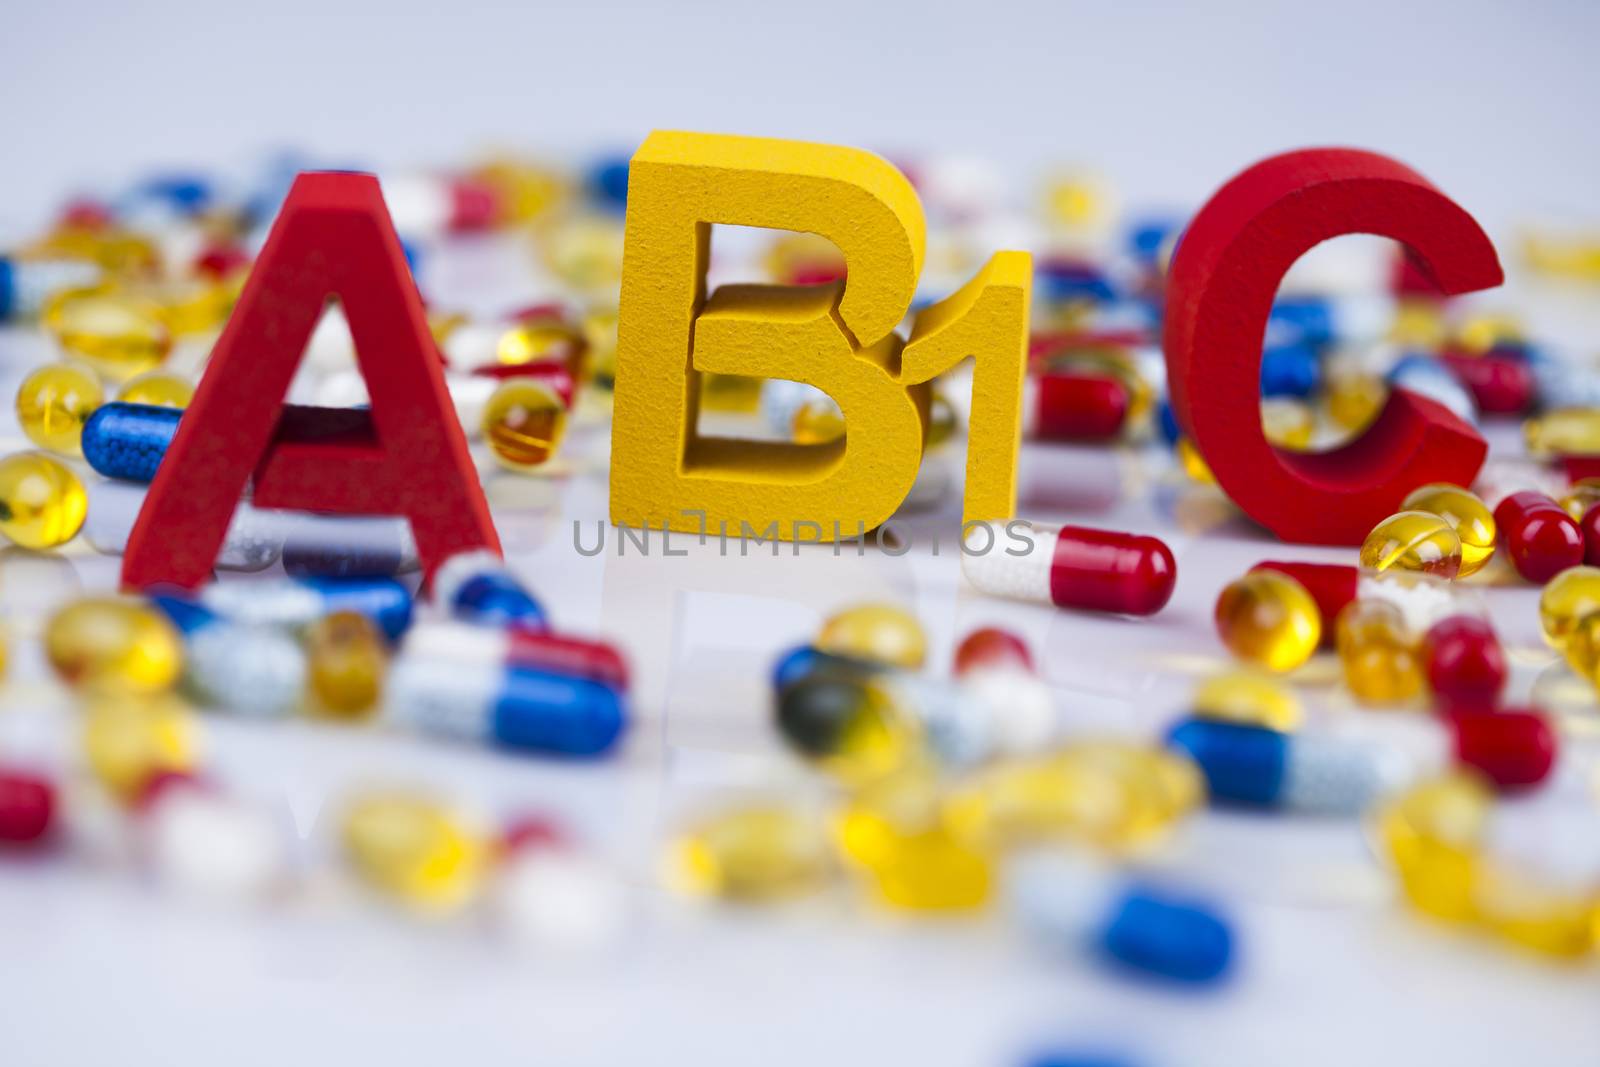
{"left": 200, "top": 576, "right": 413, "bottom": 642}
{"left": 152, "top": 595, "right": 308, "bottom": 717}
{"left": 81, "top": 402, "right": 181, "bottom": 483}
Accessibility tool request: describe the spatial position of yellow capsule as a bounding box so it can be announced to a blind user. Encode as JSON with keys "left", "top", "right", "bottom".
{"left": 539, "top": 214, "right": 625, "bottom": 291}
{"left": 1324, "top": 371, "right": 1388, "bottom": 434}
{"left": 763, "top": 232, "right": 846, "bottom": 285}
{"left": 1336, "top": 599, "right": 1425, "bottom": 706}
{"left": 581, "top": 304, "right": 619, "bottom": 387}
{"left": 342, "top": 792, "right": 488, "bottom": 912}
{"left": 1387, "top": 299, "right": 1447, "bottom": 349}
{"left": 1454, "top": 313, "right": 1522, "bottom": 356}
{"left": 669, "top": 806, "right": 833, "bottom": 903}
{"left": 1213, "top": 570, "right": 1322, "bottom": 672}
{"left": 1473, "top": 860, "right": 1599, "bottom": 959}
{"left": 944, "top": 742, "right": 1202, "bottom": 852}
{"left": 698, "top": 372, "right": 765, "bottom": 413}
{"left": 497, "top": 315, "right": 588, "bottom": 380}
{"left": 481, "top": 379, "right": 567, "bottom": 471}
{"left": 1559, "top": 611, "right": 1600, "bottom": 681}
{"left": 1400, "top": 483, "right": 1496, "bottom": 578}
{"left": 1525, "top": 408, "right": 1600, "bottom": 458}
{"left": 130, "top": 275, "right": 239, "bottom": 336}
{"left": 43, "top": 288, "right": 172, "bottom": 381}
{"left": 45, "top": 596, "right": 184, "bottom": 694}
{"left": 836, "top": 772, "right": 992, "bottom": 912}
{"left": 776, "top": 673, "right": 918, "bottom": 785}
{"left": 82, "top": 693, "right": 198, "bottom": 802}
{"left": 471, "top": 157, "right": 568, "bottom": 223}
{"left": 1522, "top": 232, "right": 1600, "bottom": 282}
{"left": 817, "top": 603, "right": 926, "bottom": 670}
{"left": 1192, "top": 670, "right": 1301, "bottom": 730}
{"left": 1175, "top": 436, "right": 1215, "bottom": 484}
{"left": 1043, "top": 172, "right": 1111, "bottom": 229}
{"left": 116, "top": 370, "right": 194, "bottom": 409}
{"left": 791, "top": 398, "right": 845, "bottom": 445}
{"left": 1261, "top": 397, "right": 1314, "bottom": 450}
{"left": 926, "top": 392, "right": 958, "bottom": 449}
{"left": 305, "top": 611, "right": 387, "bottom": 720}
{"left": 1359, "top": 510, "right": 1463, "bottom": 580}
{"left": 0, "top": 452, "right": 87, "bottom": 549}
{"left": 1537, "top": 565, "right": 1600, "bottom": 649}
{"left": 1375, "top": 773, "right": 1491, "bottom": 923}
{"left": 15, "top": 363, "right": 103, "bottom": 456}
{"left": 30, "top": 226, "right": 160, "bottom": 277}
{"left": 1558, "top": 477, "right": 1600, "bottom": 522}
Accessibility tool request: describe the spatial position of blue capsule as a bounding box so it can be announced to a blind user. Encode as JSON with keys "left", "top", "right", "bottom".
{"left": 587, "top": 155, "right": 631, "bottom": 211}
{"left": 432, "top": 550, "right": 546, "bottom": 630}
{"left": 1259, "top": 342, "right": 1320, "bottom": 398}
{"left": 1098, "top": 885, "right": 1234, "bottom": 983}
{"left": 200, "top": 575, "right": 414, "bottom": 641}
{"left": 1156, "top": 397, "right": 1181, "bottom": 446}
{"left": 770, "top": 643, "right": 881, "bottom": 691}
{"left": 1268, "top": 296, "right": 1335, "bottom": 347}
{"left": 1038, "top": 261, "right": 1116, "bottom": 304}
{"left": 0, "top": 257, "right": 12, "bottom": 321}
{"left": 1165, "top": 718, "right": 1287, "bottom": 806}
{"left": 82, "top": 402, "right": 181, "bottom": 483}
{"left": 1126, "top": 215, "right": 1181, "bottom": 269}
{"left": 150, "top": 593, "right": 308, "bottom": 717}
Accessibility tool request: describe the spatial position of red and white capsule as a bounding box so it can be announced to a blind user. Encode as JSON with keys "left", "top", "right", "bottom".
{"left": 1021, "top": 371, "right": 1129, "bottom": 442}
{"left": 380, "top": 172, "right": 504, "bottom": 236}
{"left": 404, "top": 621, "right": 630, "bottom": 692}
{"left": 961, "top": 521, "right": 1176, "bottom": 616}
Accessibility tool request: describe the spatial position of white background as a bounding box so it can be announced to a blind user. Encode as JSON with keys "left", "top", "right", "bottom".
{"left": 3, "top": 2, "right": 1600, "bottom": 1065}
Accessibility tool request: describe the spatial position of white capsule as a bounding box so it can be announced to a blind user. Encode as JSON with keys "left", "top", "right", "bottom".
{"left": 959, "top": 667, "right": 1056, "bottom": 757}
{"left": 144, "top": 786, "right": 286, "bottom": 901}
{"left": 84, "top": 479, "right": 282, "bottom": 571}
{"left": 493, "top": 848, "right": 629, "bottom": 951}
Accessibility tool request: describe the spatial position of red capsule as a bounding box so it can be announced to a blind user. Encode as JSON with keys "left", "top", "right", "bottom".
{"left": 1423, "top": 616, "right": 1506, "bottom": 711}
{"left": 1049, "top": 525, "right": 1176, "bottom": 615}
{"left": 1249, "top": 560, "right": 1358, "bottom": 647}
{"left": 953, "top": 627, "right": 1034, "bottom": 676}
{"left": 1439, "top": 353, "right": 1534, "bottom": 416}
{"left": 192, "top": 241, "right": 252, "bottom": 280}
{"left": 1446, "top": 709, "right": 1555, "bottom": 790}
{"left": 0, "top": 771, "right": 55, "bottom": 845}
{"left": 501, "top": 815, "right": 567, "bottom": 855}
{"left": 1580, "top": 504, "right": 1600, "bottom": 568}
{"left": 471, "top": 362, "right": 577, "bottom": 408}
{"left": 449, "top": 176, "right": 504, "bottom": 232}
{"left": 1492, "top": 491, "right": 1584, "bottom": 584}
{"left": 1025, "top": 372, "right": 1129, "bottom": 442}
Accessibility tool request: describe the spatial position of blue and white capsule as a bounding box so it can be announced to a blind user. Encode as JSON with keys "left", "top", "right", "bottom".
{"left": 82, "top": 402, "right": 182, "bottom": 483}
{"left": 1267, "top": 294, "right": 1392, "bottom": 348}
{"left": 0, "top": 256, "right": 103, "bottom": 321}
{"left": 1165, "top": 717, "right": 1415, "bottom": 814}
{"left": 281, "top": 514, "right": 419, "bottom": 578}
{"left": 386, "top": 656, "right": 625, "bottom": 757}
{"left": 200, "top": 575, "right": 413, "bottom": 641}
{"left": 1009, "top": 851, "right": 1233, "bottom": 984}
{"left": 432, "top": 549, "right": 546, "bottom": 630}
{"left": 152, "top": 594, "right": 307, "bottom": 717}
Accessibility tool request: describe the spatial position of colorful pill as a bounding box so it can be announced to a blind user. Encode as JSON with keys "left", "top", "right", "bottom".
{"left": 1443, "top": 709, "right": 1556, "bottom": 791}
{"left": 1582, "top": 504, "right": 1600, "bottom": 567}
{"left": 200, "top": 575, "right": 413, "bottom": 641}
{"left": 281, "top": 515, "right": 418, "bottom": 578}
{"left": 1423, "top": 616, "right": 1506, "bottom": 711}
{"left": 1009, "top": 852, "right": 1233, "bottom": 984}
{"left": 432, "top": 549, "right": 547, "bottom": 630}
{"left": 1022, "top": 371, "right": 1129, "bottom": 442}
{"left": 1492, "top": 491, "right": 1583, "bottom": 583}
{"left": 152, "top": 594, "right": 308, "bottom": 717}
{"left": 386, "top": 656, "right": 625, "bottom": 757}
{"left": 1400, "top": 483, "right": 1497, "bottom": 577}
{"left": 961, "top": 521, "right": 1176, "bottom": 616}
{"left": 1214, "top": 570, "right": 1321, "bottom": 672}
{"left": 0, "top": 452, "right": 87, "bottom": 549}
{"left": 1438, "top": 352, "right": 1533, "bottom": 416}
{"left": 381, "top": 172, "right": 506, "bottom": 236}
{"left": 16, "top": 363, "right": 103, "bottom": 456}
{"left": 1248, "top": 560, "right": 1357, "bottom": 646}
{"left": 953, "top": 626, "right": 1034, "bottom": 676}
{"left": 1165, "top": 718, "right": 1414, "bottom": 812}
{"left": 1259, "top": 342, "right": 1319, "bottom": 398}
{"left": 403, "top": 621, "right": 628, "bottom": 691}
{"left": 81, "top": 402, "right": 181, "bottom": 483}
{"left": 0, "top": 770, "right": 55, "bottom": 845}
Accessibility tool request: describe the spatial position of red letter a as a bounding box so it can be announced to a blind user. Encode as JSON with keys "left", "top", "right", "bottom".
{"left": 122, "top": 171, "right": 501, "bottom": 590}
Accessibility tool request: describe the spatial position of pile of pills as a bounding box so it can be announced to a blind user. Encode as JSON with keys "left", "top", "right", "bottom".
{"left": 1, "top": 147, "right": 1599, "bottom": 1051}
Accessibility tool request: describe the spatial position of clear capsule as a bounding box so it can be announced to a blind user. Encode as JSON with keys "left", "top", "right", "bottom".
{"left": 117, "top": 370, "right": 194, "bottom": 408}
{"left": 1401, "top": 483, "right": 1496, "bottom": 577}
{"left": 1537, "top": 565, "right": 1600, "bottom": 649}
{"left": 43, "top": 288, "right": 172, "bottom": 381}
{"left": 0, "top": 452, "right": 87, "bottom": 549}
{"left": 15, "top": 363, "right": 103, "bottom": 456}
{"left": 1359, "top": 511, "right": 1463, "bottom": 580}
{"left": 81, "top": 402, "right": 181, "bottom": 483}
{"left": 1336, "top": 599, "right": 1425, "bottom": 706}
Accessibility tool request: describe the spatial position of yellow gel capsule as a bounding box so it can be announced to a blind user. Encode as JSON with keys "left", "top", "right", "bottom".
{"left": 1454, "top": 313, "right": 1522, "bottom": 356}
{"left": 45, "top": 596, "right": 184, "bottom": 694}
{"left": 305, "top": 610, "right": 387, "bottom": 719}
{"left": 1359, "top": 510, "right": 1463, "bottom": 580}
{"left": 1387, "top": 299, "right": 1447, "bottom": 349}
{"left": 582, "top": 304, "right": 619, "bottom": 387}
{"left": 1175, "top": 436, "right": 1215, "bottom": 484}
{"left": 1558, "top": 611, "right": 1600, "bottom": 681}
{"left": 117, "top": 370, "right": 194, "bottom": 408}
{"left": 1375, "top": 773, "right": 1491, "bottom": 923}
{"left": 926, "top": 392, "right": 958, "bottom": 449}
{"left": 31, "top": 226, "right": 160, "bottom": 277}
{"left": 1213, "top": 570, "right": 1322, "bottom": 672}
{"left": 1473, "top": 861, "right": 1599, "bottom": 959}
{"left": 1525, "top": 408, "right": 1600, "bottom": 458}
{"left": 497, "top": 316, "right": 588, "bottom": 380}
{"left": 944, "top": 742, "right": 1202, "bottom": 852}
{"left": 791, "top": 398, "right": 845, "bottom": 445}
{"left": 82, "top": 694, "right": 199, "bottom": 802}
{"left": 1043, "top": 172, "right": 1111, "bottom": 229}
{"left": 1401, "top": 483, "right": 1496, "bottom": 578}
{"left": 1559, "top": 477, "right": 1600, "bottom": 522}
{"left": 1192, "top": 670, "right": 1301, "bottom": 730}
{"left": 836, "top": 773, "right": 992, "bottom": 912}
{"left": 16, "top": 363, "right": 104, "bottom": 458}
{"left": 1324, "top": 372, "right": 1388, "bottom": 434}
{"left": 670, "top": 806, "right": 833, "bottom": 903}
{"left": 1537, "top": 565, "right": 1600, "bottom": 649}
{"left": 43, "top": 289, "right": 172, "bottom": 381}
{"left": 817, "top": 603, "right": 927, "bottom": 670}
{"left": 132, "top": 276, "right": 239, "bottom": 336}
{"left": 343, "top": 793, "right": 487, "bottom": 912}
{"left": 472, "top": 157, "right": 568, "bottom": 223}
{"left": 1336, "top": 599, "right": 1425, "bottom": 706}
{"left": 481, "top": 379, "right": 567, "bottom": 471}
{"left": 0, "top": 452, "right": 87, "bottom": 549}
{"left": 1261, "top": 396, "right": 1314, "bottom": 450}
{"left": 698, "top": 372, "right": 765, "bottom": 413}
{"left": 539, "top": 214, "right": 625, "bottom": 292}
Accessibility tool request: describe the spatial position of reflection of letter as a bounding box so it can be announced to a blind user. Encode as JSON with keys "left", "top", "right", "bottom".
{"left": 611, "top": 130, "right": 1030, "bottom": 543}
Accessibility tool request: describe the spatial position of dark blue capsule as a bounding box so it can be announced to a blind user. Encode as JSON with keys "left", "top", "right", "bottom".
{"left": 300, "top": 576, "right": 414, "bottom": 641}
{"left": 453, "top": 571, "right": 546, "bottom": 629}
{"left": 0, "top": 257, "right": 14, "bottom": 321}
{"left": 1165, "top": 717, "right": 1288, "bottom": 807}
{"left": 1156, "top": 397, "right": 1180, "bottom": 446}
{"left": 1126, "top": 215, "right": 1181, "bottom": 268}
{"left": 1260, "top": 342, "right": 1320, "bottom": 397}
{"left": 1268, "top": 297, "right": 1334, "bottom": 347}
{"left": 1098, "top": 885, "right": 1234, "bottom": 983}
{"left": 587, "top": 156, "right": 631, "bottom": 211}
{"left": 1038, "top": 262, "right": 1116, "bottom": 304}
{"left": 492, "top": 667, "right": 626, "bottom": 756}
{"left": 149, "top": 593, "right": 222, "bottom": 637}
{"left": 771, "top": 643, "right": 881, "bottom": 691}
{"left": 82, "top": 403, "right": 182, "bottom": 483}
